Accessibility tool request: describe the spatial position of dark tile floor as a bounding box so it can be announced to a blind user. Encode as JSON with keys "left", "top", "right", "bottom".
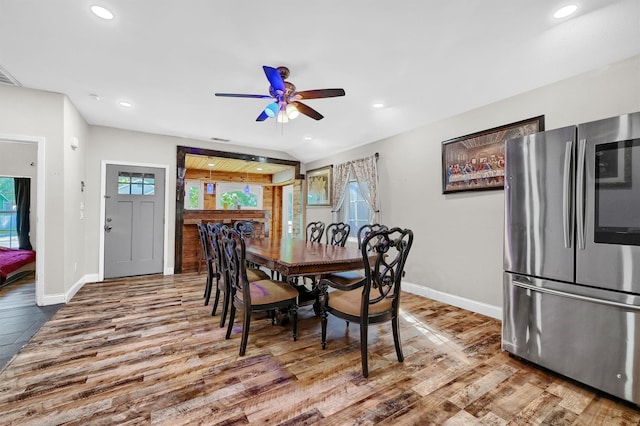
{"left": 0, "top": 276, "right": 62, "bottom": 370}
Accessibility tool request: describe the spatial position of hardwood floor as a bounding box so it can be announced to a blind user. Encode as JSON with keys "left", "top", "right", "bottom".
{"left": 0, "top": 273, "right": 638, "bottom": 425}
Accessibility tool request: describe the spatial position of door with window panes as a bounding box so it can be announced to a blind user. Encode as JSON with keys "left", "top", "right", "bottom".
{"left": 104, "top": 165, "right": 165, "bottom": 278}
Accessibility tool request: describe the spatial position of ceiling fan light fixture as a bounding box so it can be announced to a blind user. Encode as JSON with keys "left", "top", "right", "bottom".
{"left": 286, "top": 104, "right": 299, "bottom": 119}
{"left": 276, "top": 111, "right": 289, "bottom": 123}
{"left": 264, "top": 102, "right": 279, "bottom": 118}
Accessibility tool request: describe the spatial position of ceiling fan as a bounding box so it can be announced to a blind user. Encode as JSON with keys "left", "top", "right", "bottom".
{"left": 215, "top": 66, "right": 345, "bottom": 122}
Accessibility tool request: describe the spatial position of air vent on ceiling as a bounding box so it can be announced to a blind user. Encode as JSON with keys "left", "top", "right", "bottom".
{"left": 210, "top": 137, "right": 231, "bottom": 143}
{"left": 0, "top": 65, "right": 21, "bottom": 86}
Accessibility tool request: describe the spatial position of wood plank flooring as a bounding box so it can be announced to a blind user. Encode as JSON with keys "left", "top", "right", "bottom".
{"left": 0, "top": 273, "right": 639, "bottom": 425}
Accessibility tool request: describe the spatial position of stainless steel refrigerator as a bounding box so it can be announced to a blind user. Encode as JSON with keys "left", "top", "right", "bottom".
{"left": 503, "top": 112, "right": 640, "bottom": 406}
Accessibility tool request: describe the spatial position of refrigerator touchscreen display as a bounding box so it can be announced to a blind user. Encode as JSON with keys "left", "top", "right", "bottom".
{"left": 595, "top": 138, "right": 640, "bottom": 245}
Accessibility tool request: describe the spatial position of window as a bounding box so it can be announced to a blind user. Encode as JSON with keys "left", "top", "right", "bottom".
{"left": 184, "top": 180, "right": 203, "bottom": 210}
{"left": 215, "top": 182, "right": 263, "bottom": 210}
{"left": 346, "top": 181, "right": 370, "bottom": 237}
{"left": 118, "top": 172, "right": 155, "bottom": 195}
{"left": 0, "top": 177, "right": 18, "bottom": 248}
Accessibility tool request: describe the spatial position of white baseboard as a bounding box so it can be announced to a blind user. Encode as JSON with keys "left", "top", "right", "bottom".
{"left": 67, "top": 273, "right": 100, "bottom": 301}
{"left": 38, "top": 273, "right": 101, "bottom": 306}
{"left": 41, "top": 293, "right": 66, "bottom": 306}
{"left": 403, "top": 281, "right": 502, "bottom": 320}
{"left": 41, "top": 271, "right": 175, "bottom": 306}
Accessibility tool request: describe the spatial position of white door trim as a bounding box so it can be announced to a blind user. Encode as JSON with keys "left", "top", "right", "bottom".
{"left": 99, "top": 160, "right": 171, "bottom": 281}
{"left": 0, "top": 133, "right": 46, "bottom": 305}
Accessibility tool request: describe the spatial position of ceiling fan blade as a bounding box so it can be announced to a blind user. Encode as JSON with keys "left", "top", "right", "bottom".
{"left": 293, "top": 101, "right": 324, "bottom": 120}
{"left": 263, "top": 66, "right": 286, "bottom": 93}
{"left": 256, "top": 110, "right": 269, "bottom": 121}
{"left": 215, "top": 93, "right": 272, "bottom": 99}
{"left": 294, "top": 88, "right": 346, "bottom": 100}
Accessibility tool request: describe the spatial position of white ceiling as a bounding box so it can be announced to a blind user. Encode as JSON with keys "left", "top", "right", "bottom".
{"left": 1, "top": 1, "right": 638, "bottom": 163}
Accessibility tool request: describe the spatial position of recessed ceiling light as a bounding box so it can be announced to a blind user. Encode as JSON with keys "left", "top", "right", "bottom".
{"left": 373, "top": 103, "right": 384, "bottom": 108}
{"left": 207, "top": 163, "right": 215, "bottom": 167}
{"left": 304, "top": 136, "right": 312, "bottom": 141}
{"left": 119, "top": 101, "right": 133, "bottom": 108}
{"left": 554, "top": 4, "right": 578, "bottom": 19}
{"left": 256, "top": 167, "right": 263, "bottom": 171}
{"left": 91, "top": 5, "right": 114, "bottom": 20}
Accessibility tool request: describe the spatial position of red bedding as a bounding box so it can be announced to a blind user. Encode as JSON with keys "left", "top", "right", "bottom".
{"left": 0, "top": 247, "right": 36, "bottom": 277}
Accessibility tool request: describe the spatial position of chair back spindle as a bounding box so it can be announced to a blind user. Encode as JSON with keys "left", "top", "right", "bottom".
{"left": 306, "top": 221, "right": 325, "bottom": 243}
{"left": 325, "top": 222, "right": 351, "bottom": 247}
{"left": 357, "top": 223, "right": 388, "bottom": 251}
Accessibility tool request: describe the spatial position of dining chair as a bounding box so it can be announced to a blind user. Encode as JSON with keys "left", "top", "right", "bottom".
{"left": 234, "top": 220, "right": 257, "bottom": 237}
{"left": 213, "top": 224, "right": 270, "bottom": 328}
{"left": 301, "top": 222, "right": 351, "bottom": 308}
{"left": 196, "top": 222, "right": 215, "bottom": 306}
{"left": 234, "top": 221, "right": 261, "bottom": 268}
{"left": 324, "top": 224, "right": 389, "bottom": 286}
{"left": 325, "top": 222, "right": 351, "bottom": 247}
{"left": 318, "top": 227, "right": 413, "bottom": 377}
{"left": 205, "top": 222, "right": 226, "bottom": 323}
{"left": 222, "top": 227, "right": 299, "bottom": 356}
{"left": 306, "top": 221, "right": 325, "bottom": 243}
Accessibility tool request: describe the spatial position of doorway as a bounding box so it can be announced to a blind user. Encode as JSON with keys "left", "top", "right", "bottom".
{"left": 282, "top": 184, "right": 294, "bottom": 238}
{"left": 102, "top": 163, "right": 167, "bottom": 279}
{"left": 174, "top": 145, "right": 302, "bottom": 272}
{"left": 0, "top": 136, "right": 43, "bottom": 304}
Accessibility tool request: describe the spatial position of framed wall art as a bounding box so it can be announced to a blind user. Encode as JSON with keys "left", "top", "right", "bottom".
{"left": 306, "top": 165, "right": 332, "bottom": 206}
{"left": 442, "top": 115, "right": 545, "bottom": 194}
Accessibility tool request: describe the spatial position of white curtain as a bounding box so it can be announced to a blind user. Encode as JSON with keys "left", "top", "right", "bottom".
{"left": 331, "top": 162, "right": 351, "bottom": 223}
{"left": 351, "top": 155, "right": 380, "bottom": 224}
{"left": 331, "top": 155, "right": 380, "bottom": 224}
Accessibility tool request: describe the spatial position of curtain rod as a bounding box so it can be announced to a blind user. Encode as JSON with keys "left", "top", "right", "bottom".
{"left": 344, "top": 153, "right": 378, "bottom": 166}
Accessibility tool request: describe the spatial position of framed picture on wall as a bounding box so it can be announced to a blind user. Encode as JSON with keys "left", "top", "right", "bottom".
{"left": 441, "top": 115, "right": 545, "bottom": 194}
{"left": 306, "top": 165, "right": 332, "bottom": 206}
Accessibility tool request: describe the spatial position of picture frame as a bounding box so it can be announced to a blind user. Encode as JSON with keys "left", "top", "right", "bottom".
{"left": 306, "top": 165, "right": 332, "bottom": 206}
{"left": 442, "top": 115, "right": 545, "bottom": 194}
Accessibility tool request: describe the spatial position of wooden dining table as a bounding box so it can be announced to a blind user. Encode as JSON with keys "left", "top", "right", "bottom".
{"left": 244, "top": 237, "right": 365, "bottom": 278}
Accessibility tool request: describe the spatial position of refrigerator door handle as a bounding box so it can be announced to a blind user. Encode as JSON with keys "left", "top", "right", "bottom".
{"left": 512, "top": 279, "right": 640, "bottom": 311}
{"left": 576, "top": 138, "right": 587, "bottom": 250}
{"left": 562, "top": 140, "right": 573, "bottom": 248}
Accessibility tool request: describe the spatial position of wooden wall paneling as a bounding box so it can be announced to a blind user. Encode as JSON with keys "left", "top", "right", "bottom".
{"left": 185, "top": 169, "right": 272, "bottom": 184}
{"left": 183, "top": 227, "right": 201, "bottom": 272}
{"left": 272, "top": 186, "right": 283, "bottom": 240}
{"left": 181, "top": 210, "right": 272, "bottom": 272}
{"left": 175, "top": 145, "right": 302, "bottom": 273}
